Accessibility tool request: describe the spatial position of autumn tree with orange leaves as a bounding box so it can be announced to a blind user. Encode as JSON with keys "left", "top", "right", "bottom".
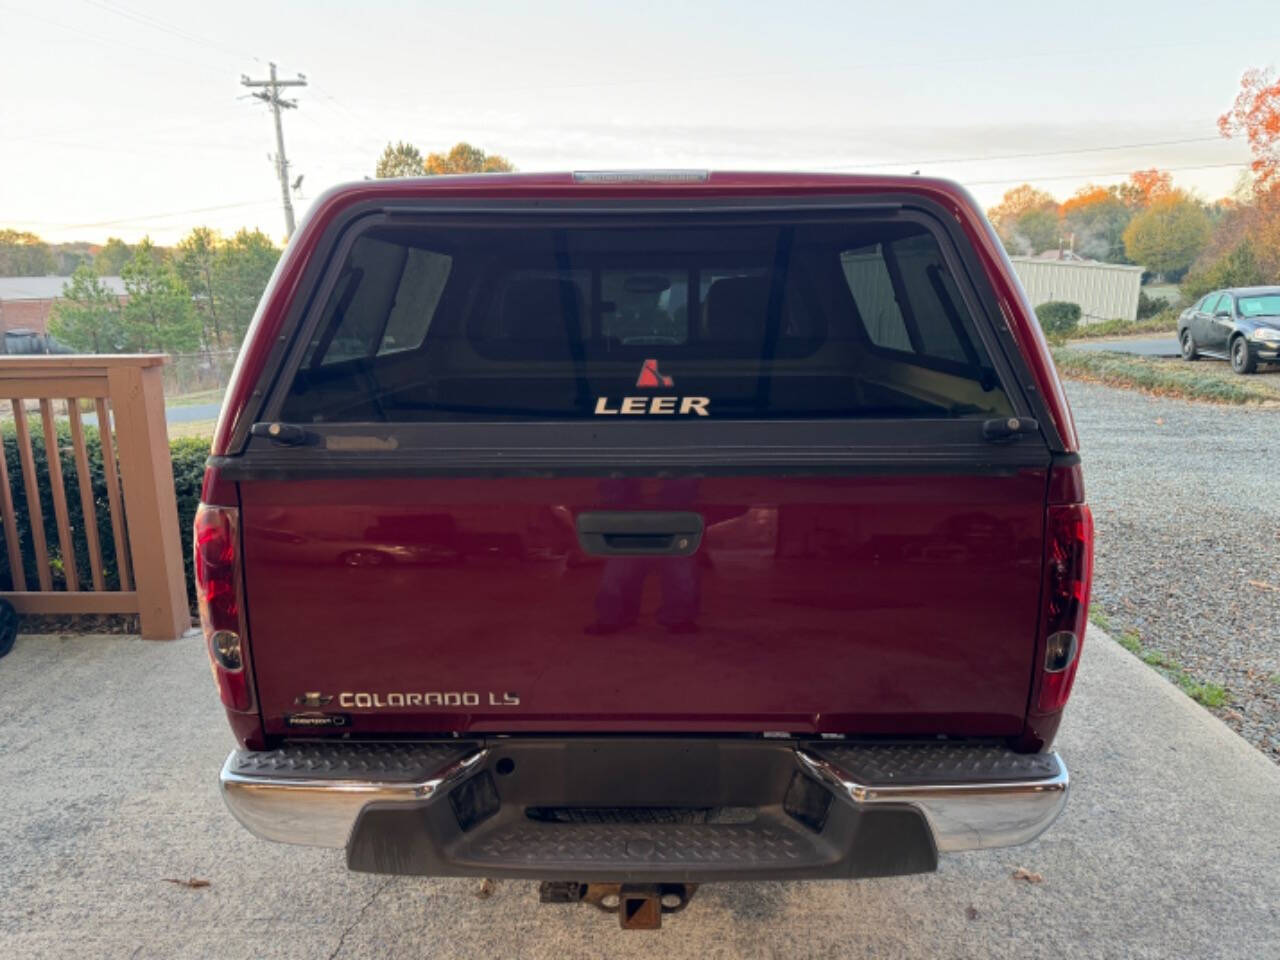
{"left": 1116, "top": 168, "right": 1173, "bottom": 210}
{"left": 1060, "top": 185, "right": 1131, "bottom": 261}
{"left": 423, "top": 142, "right": 515, "bottom": 175}
{"left": 1184, "top": 68, "right": 1280, "bottom": 289}
{"left": 1219, "top": 67, "right": 1280, "bottom": 190}
{"left": 987, "top": 184, "right": 1060, "bottom": 254}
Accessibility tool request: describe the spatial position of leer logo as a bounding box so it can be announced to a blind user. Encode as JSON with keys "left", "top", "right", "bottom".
{"left": 636, "top": 358, "right": 674, "bottom": 388}
{"left": 595, "top": 360, "right": 710, "bottom": 416}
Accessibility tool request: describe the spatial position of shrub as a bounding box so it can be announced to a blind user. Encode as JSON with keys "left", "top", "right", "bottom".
{"left": 1, "top": 419, "right": 207, "bottom": 609}
{"left": 1035, "top": 300, "right": 1082, "bottom": 337}
{"left": 1136, "top": 289, "right": 1165, "bottom": 320}
{"left": 170, "top": 436, "right": 212, "bottom": 608}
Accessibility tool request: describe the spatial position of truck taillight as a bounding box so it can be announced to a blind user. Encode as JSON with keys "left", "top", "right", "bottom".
{"left": 194, "top": 503, "right": 252, "bottom": 712}
{"left": 1035, "top": 503, "right": 1093, "bottom": 713}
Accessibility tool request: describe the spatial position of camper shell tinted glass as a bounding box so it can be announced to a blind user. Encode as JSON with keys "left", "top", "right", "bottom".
{"left": 278, "top": 215, "right": 1015, "bottom": 424}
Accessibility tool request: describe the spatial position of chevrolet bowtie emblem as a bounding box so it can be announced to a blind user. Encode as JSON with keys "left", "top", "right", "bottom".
{"left": 294, "top": 691, "right": 334, "bottom": 707}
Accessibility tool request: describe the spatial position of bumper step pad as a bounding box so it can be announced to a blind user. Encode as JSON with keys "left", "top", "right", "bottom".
{"left": 813, "top": 742, "right": 1062, "bottom": 786}
{"left": 469, "top": 820, "right": 811, "bottom": 867}
{"left": 226, "top": 741, "right": 477, "bottom": 782}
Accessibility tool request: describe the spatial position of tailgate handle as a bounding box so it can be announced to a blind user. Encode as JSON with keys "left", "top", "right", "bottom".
{"left": 576, "top": 512, "right": 704, "bottom": 556}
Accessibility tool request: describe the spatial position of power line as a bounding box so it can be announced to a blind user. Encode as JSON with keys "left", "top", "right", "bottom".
{"left": 77, "top": 0, "right": 260, "bottom": 63}
{"left": 964, "top": 160, "right": 1249, "bottom": 187}
{"left": 0, "top": 2, "right": 231, "bottom": 79}
{"left": 19, "top": 160, "right": 1246, "bottom": 231}
{"left": 242, "top": 63, "right": 308, "bottom": 238}
{"left": 818, "top": 135, "right": 1229, "bottom": 172}
{"left": 10, "top": 159, "right": 1253, "bottom": 243}
{"left": 16, "top": 199, "right": 280, "bottom": 231}
{"left": 326, "top": 36, "right": 1280, "bottom": 104}
{"left": 306, "top": 82, "right": 387, "bottom": 145}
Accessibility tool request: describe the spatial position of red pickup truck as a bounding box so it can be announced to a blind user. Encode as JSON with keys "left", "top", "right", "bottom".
{"left": 197, "top": 171, "right": 1091, "bottom": 925}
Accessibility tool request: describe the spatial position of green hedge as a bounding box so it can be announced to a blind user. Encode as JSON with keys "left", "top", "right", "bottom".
{"left": 1, "top": 420, "right": 207, "bottom": 609}
{"left": 1136, "top": 289, "right": 1166, "bottom": 320}
{"left": 1035, "top": 300, "right": 1082, "bottom": 337}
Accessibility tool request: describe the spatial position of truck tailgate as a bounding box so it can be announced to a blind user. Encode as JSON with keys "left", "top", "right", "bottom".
{"left": 241, "top": 469, "right": 1046, "bottom": 737}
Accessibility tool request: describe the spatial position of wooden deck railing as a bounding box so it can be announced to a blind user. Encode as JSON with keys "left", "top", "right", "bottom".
{"left": 0, "top": 356, "right": 189, "bottom": 640}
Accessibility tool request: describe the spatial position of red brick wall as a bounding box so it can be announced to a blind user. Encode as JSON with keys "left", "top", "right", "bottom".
{"left": 0, "top": 299, "right": 53, "bottom": 335}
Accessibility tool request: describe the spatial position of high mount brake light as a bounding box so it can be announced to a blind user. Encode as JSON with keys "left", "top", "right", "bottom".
{"left": 572, "top": 169, "right": 709, "bottom": 183}
{"left": 194, "top": 503, "right": 252, "bottom": 712}
{"left": 1035, "top": 502, "right": 1093, "bottom": 714}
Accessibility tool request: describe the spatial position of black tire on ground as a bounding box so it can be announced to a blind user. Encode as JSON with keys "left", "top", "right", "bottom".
{"left": 0, "top": 598, "right": 17, "bottom": 659}
{"left": 1180, "top": 329, "right": 1199, "bottom": 361}
{"left": 1231, "top": 336, "right": 1257, "bottom": 375}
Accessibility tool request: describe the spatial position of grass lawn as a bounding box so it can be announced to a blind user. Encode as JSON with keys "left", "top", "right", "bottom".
{"left": 165, "top": 388, "right": 225, "bottom": 408}
{"left": 166, "top": 419, "right": 217, "bottom": 440}
{"left": 1052, "top": 348, "right": 1280, "bottom": 404}
{"left": 1142, "top": 283, "right": 1180, "bottom": 304}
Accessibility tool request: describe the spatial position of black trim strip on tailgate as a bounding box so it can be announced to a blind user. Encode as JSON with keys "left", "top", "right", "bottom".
{"left": 210, "top": 418, "right": 1051, "bottom": 481}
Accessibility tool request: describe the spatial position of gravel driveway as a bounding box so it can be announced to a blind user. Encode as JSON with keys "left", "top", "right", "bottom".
{"left": 1067, "top": 380, "right": 1280, "bottom": 760}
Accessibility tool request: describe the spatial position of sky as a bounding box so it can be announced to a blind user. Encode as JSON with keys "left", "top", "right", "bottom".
{"left": 2, "top": 0, "right": 1276, "bottom": 246}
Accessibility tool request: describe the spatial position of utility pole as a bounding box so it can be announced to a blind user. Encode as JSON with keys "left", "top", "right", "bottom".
{"left": 241, "top": 63, "right": 307, "bottom": 238}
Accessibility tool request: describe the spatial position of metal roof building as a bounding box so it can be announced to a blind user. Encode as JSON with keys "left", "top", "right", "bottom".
{"left": 0, "top": 276, "right": 127, "bottom": 300}
{"left": 1009, "top": 256, "right": 1145, "bottom": 325}
{"left": 0, "top": 276, "right": 127, "bottom": 339}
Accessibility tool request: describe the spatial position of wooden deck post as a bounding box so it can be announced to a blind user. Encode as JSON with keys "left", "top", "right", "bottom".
{"left": 106, "top": 362, "right": 189, "bottom": 640}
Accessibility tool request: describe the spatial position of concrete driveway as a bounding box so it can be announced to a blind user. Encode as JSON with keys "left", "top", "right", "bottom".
{"left": 1, "top": 629, "right": 1277, "bottom": 960}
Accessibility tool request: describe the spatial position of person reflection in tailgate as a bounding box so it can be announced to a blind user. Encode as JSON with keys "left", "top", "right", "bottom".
{"left": 586, "top": 476, "right": 702, "bottom": 635}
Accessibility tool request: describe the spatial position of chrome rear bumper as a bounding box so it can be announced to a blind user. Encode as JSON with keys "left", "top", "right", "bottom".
{"left": 220, "top": 739, "right": 1068, "bottom": 871}
{"left": 219, "top": 747, "right": 487, "bottom": 848}
{"left": 795, "top": 748, "right": 1068, "bottom": 852}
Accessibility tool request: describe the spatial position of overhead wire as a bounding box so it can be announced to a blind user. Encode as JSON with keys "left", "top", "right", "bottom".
{"left": 6, "top": 3, "right": 1262, "bottom": 235}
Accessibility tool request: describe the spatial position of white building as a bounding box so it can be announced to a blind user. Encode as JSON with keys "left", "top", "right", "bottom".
{"left": 1009, "top": 254, "right": 1144, "bottom": 325}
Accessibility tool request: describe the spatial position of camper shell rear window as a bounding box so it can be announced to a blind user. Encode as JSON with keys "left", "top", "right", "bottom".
{"left": 278, "top": 216, "right": 1014, "bottom": 423}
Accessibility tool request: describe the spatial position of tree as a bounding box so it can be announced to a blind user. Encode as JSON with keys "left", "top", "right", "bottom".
{"left": 987, "top": 184, "right": 1057, "bottom": 228}
{"left": 173, "top": 227, "right": 280, "bottom": 351}
{"left": 1060, "top": 185, "right": 1131, "bottom": 261}
{"left": 175, "top": 227, "right": 224, "bottom": 350}
{"left": 1210, "top": 68, "right": 1280, "bottom": 283}
{"left": 213, "top": 228, "right": 280, "bottom": 346}
{"left": 1014, "top": 208, "right": 1062, "bottom": 255}
{"left": 375, "top": 141, "right": 425, "bottom": 179}
{"left": 1182, "top": 241, "right": 1266, "bottom": 301}
{"left": 987, "top": 185, "right": 1059, "bottom": 254}
{"left": 49, "top": 265, "right": 125, "bottom": 352}
{"left": 1116, "top": 169, "right": 1173, "bottom": 210}
{"left": 423, "top": 142, "right": 515, "bottom": 174}
{"left": 1122, "top": 192, "right": 1211, "bottom": 278}
{"left": 1219, "top": 67, "right": 1280, "bottom": 190}
{"left": 94, "top": 237, "right": 133, "bottom": 275}
{"left": 0, "top": 229, "right": 56, "bottom": 276}
{"left": 120, "top": 239, "right": 201, "bottom": 353}
{"left": 52, "top": 243, "right": 93, "bottom": 276}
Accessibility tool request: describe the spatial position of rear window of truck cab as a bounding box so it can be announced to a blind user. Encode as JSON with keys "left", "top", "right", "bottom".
{"left": 278, "top": 218, "right": 1014, "bottom": 423}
